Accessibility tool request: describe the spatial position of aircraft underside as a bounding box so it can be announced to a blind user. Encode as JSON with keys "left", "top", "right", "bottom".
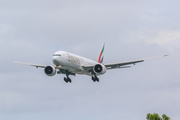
{"left": 57, "top": 68, "right": 100, "bottom": 83}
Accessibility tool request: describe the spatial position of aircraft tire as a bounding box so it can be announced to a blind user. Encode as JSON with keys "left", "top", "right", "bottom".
{"left": 68, "top": 78, "right": 72, "bottom": 83}
{"left": 96, "top": 77, "right": 99, "bottom": 82}
{"left": 64, "top": 77, "right": 68, "bottom": 83}
{"left": 92, "top": 77, "right": 95, "bottom": 82}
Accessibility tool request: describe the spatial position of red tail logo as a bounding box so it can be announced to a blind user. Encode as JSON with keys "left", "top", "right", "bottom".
{"left": 98, "top": 44, "right": 105, "bottom": 63}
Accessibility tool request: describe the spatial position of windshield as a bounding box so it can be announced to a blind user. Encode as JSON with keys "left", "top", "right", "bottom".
{"left": 53, "top": 54, "right": 61, "bottom": 56}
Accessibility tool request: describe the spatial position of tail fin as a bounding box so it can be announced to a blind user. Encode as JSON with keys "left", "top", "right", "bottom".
{"left": 98, "top": 43, "right": 105, "bottom": 63}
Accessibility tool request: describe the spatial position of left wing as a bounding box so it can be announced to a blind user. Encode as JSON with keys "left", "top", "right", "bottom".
{"left": 81, "top": 60, "right": 142, "bottom": 70}
{"left": 104, "top": 60, "right": 143, "bottom": 69}
{"left": 104, "top": 55, "right": 168, "bottom": 70}
{"left": 82, "top": 55, "right": 168, "bottom": 70}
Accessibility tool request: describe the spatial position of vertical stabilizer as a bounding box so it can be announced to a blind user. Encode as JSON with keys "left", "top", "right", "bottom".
{"left": 98, "top": 44, "right": 105, "bottom": 63}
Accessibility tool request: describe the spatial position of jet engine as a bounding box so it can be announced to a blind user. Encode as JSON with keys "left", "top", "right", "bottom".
{"left": 93, "top": 64, "right": 106, "bottom": 75}
{"left": 44, "top": 65, "right": 56, "bottom": 76}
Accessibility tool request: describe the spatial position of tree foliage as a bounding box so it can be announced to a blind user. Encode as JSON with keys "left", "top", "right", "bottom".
{"left": 162, "top": 114, "right": 170, "bottom": 120}
{"left": 146, "top": 113, "right": 170, "bottom": 120}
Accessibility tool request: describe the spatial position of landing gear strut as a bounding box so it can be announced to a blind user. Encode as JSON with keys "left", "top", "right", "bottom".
{"left": 92, "top": 76, "right": 99, "bottom": 82}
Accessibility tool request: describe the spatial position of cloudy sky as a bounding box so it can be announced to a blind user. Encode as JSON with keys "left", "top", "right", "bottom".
{"left": 0, "top": 0, "right": 180, "bottom": 120}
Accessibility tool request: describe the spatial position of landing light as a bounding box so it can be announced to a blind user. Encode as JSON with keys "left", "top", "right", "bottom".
{"left": 56, "top": 65, "right": 61, "bottom": 69}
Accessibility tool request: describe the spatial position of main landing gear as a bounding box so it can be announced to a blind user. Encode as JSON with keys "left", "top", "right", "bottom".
{"left": 64, "top": 77, "right": 72, "bottom": 83}
{"left": 58, "top": 70, "right": 74, "bottom": 83}
{"left": 64, "top": 73, "right": 72, "bottom": 83}
{"left": 92, "top": 76, "right": 99, "bottom": 82}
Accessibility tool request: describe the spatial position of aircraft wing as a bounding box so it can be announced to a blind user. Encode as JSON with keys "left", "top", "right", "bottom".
{"left": 12, "top": 61, "right": 47, "bottom": 68}
{"left": 82, "top": 55, "right": 168, "bottom": 70}
{"left": 104, "top": 60, "right": 143, "bottom": 69}
{"left": 104, "top": 55, "right": 168, "bottom": 70}
{"left": 81, "top": 65, "right": 94, "bottom": 71}
{"left": 12, "top": 61, "right": 76, "bottom": 76}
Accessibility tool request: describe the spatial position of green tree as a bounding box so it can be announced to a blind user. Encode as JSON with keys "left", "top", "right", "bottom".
{"left": 146, "top": 113, "right": 152, "bottom": 120}
{"left": 146, "top": 113, "right": 170, "bottom": 120}
{"left": 162, "top": 114, "right": 170, "bottom": 120}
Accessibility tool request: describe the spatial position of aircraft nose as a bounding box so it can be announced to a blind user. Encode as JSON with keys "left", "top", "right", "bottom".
{"left": 52, "top": 56, "right": 59, "bottom": 65}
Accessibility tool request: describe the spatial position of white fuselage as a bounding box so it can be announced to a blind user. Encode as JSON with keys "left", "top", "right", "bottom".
{"left": 52, "top": 51, "right": 99, "bottom": 76}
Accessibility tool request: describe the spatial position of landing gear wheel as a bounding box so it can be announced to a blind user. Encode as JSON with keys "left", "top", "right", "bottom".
{"left": 64, "top": 77, "right": 68, "bottom": 83}
{"left": 96, "top": 77, "right": 99, "bottom": 82}
{"left": 68, "top": 78, "right": 72, "bottom": 83}
{"left": 64, "top": 77, "right": 72, "bottom": 83}
{"left": 92, "top": 76, "right": 99, "bottom": 82}
{"left": 92, "top": 77, "right": 95, "bottom": 82}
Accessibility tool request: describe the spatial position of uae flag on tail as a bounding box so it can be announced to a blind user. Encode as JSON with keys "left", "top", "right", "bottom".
{"left": 98, "top": 44, "right": 105, "bottom": 63}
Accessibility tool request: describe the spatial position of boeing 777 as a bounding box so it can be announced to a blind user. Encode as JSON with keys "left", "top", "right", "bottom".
{"left": 12, "top": 44, "right": 167, "bottom": 83}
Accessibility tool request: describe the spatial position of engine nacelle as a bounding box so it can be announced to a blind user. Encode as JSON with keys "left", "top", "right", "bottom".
{"left": 44, "top": 65, "right": 56, "bottom": 76}
{"left": 93, "top": 64, "right": 106, "bottom": 75}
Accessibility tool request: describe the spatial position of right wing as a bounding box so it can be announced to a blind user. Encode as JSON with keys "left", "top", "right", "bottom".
{"left": 104, "top": 55, "right": 168, "bottom": 70}
{"left": 12, "top": 61, "right": 76, "bottom": 76}
{"left": 12, "top": 61, "right": 47, "bottom": 68}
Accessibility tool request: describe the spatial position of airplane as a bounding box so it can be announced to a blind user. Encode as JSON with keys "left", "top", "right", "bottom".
{"left": 12, "top": 44, "right": 167, "bottom": 83}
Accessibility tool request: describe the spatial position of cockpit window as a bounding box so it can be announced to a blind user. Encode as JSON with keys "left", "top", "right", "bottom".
{"left": 53, "top": 54, "right": 61, "bottom": 56}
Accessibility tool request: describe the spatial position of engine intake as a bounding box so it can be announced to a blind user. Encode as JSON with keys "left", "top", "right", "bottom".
{"left": 44, "top": 65, "right": 56, "bottom": 76}
{"left": 93, "top": 64, "right": 106, "bottom": 75}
